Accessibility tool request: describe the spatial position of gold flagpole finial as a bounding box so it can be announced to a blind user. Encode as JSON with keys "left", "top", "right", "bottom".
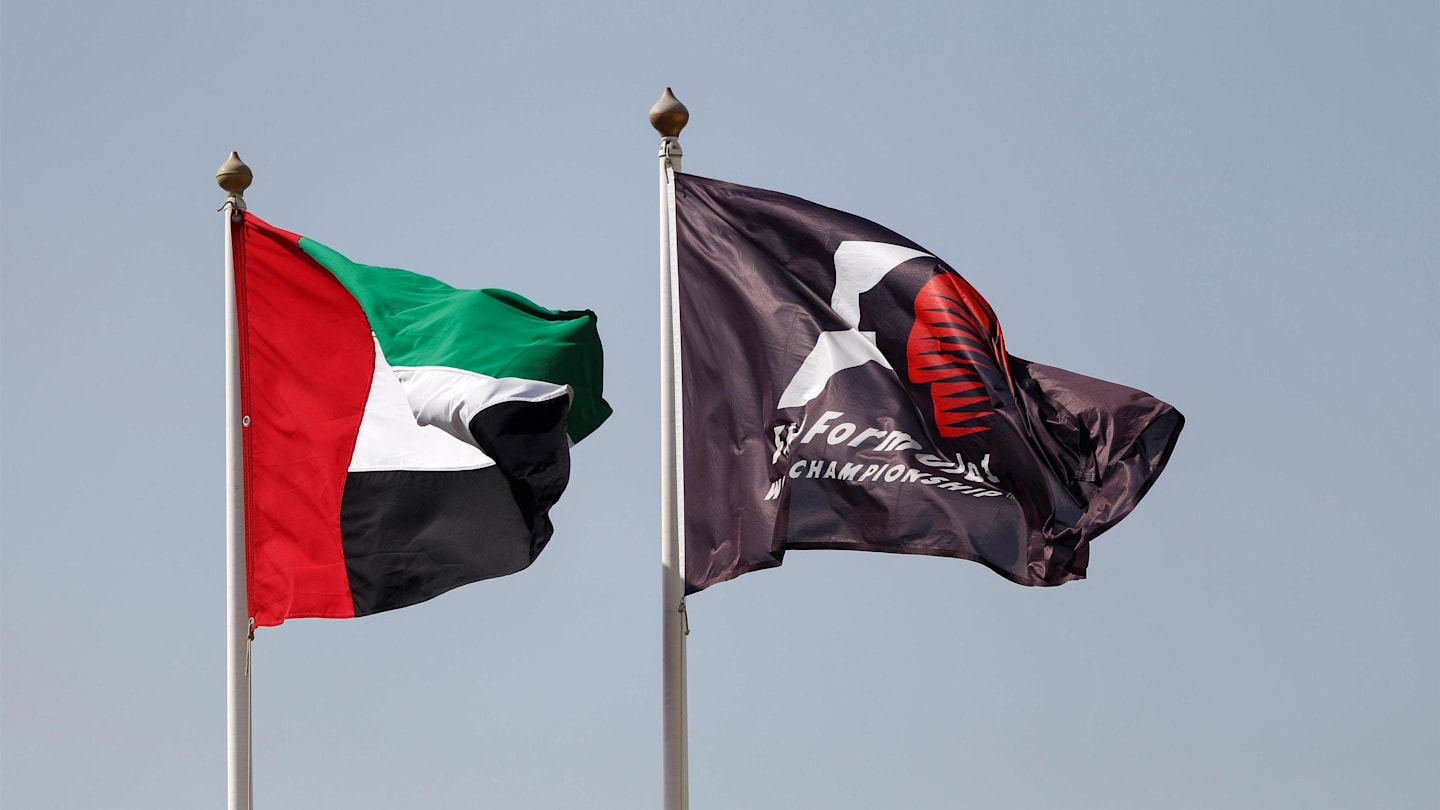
{"left": 216, "top": 152, "right": 253, "bottom": 210}
{"left": 649, "top": 88, "right": 689, "bottom": 138}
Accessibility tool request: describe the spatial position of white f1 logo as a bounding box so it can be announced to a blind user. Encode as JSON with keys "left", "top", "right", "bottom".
{"left": 776, "top": 241, "right": 931, "bottom": 409}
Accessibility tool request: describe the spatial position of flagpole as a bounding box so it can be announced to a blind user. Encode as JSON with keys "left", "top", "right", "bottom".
{"left": 651, "top": 87, "right": 690, "bottom": 810}
{"left": 217, "top": 151, "right": 254, "bottom": 810}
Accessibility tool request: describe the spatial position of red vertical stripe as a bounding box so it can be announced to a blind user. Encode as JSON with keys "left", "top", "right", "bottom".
{"left": 235, "top": 214, "right": 373, "bottom": 626}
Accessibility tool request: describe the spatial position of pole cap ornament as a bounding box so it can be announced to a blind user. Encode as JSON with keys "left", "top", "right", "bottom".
{"left": 649, "top": 88, "right": 689, "bottom": 138}
{"left": 216, "top": 152, "right": 253, "bottom": 197}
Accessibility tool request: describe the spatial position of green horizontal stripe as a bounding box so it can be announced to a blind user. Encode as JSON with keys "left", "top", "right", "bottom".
{"left": 299, "top": 236, "right": 611, "bottom": 442}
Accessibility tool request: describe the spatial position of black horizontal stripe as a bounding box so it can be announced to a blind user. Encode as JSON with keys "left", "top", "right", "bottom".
{"left": 341, "top": 466, "right": 538, "bottom": 616}
{"left": 339, "top": 395, "right": 573, "bottom": 618}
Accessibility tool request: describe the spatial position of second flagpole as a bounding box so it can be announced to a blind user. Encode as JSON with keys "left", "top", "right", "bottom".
{"left": 217, "top": 152, "right": 254, "bottom": 810}
{"left": 652, "top": 88, "right": 690, "bottom": 810}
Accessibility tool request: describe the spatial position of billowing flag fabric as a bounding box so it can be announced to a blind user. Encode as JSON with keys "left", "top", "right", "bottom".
{"left": 234, "top": 213, "right": 610, "bottom": 627}
{"left": 674, "top": 173, "right": 1182, "bottom": 593}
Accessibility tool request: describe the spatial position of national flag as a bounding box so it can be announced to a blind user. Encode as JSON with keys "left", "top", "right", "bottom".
{"left": 233, "top": 212, "right": 610, "bottom": 627}
{"left": 674, "top": 173, "right": 1182, "bottom": 592}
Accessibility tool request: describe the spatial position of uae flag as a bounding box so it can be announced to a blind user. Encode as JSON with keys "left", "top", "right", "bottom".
{"left": 674, "top": 173, "right": 1183, "bottom": 592}
{"left": 233, "top": 213, "right": 610, "bottom": 627}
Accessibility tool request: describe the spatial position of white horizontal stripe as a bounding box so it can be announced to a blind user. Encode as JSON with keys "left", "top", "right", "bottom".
{"left": 348, "top": 339, "right": 496, "bottom": 473}
{"left": 393, "top": 365, "right": 572, "bottom": 449}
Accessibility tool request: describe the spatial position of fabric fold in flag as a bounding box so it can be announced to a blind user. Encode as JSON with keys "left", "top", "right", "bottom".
{"left": 233, "top": 213, "right": 610, "bottom": 627}
{"left": 673, "top": 173, "right": 1181, "bottom": 593}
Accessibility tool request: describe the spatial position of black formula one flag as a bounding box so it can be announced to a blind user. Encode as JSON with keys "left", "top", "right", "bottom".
{"left": 674, "top": 173, "right": 1183, "bottom": 593}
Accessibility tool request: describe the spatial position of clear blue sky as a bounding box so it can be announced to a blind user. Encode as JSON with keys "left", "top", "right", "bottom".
{"left": 2, "top": 2, "right": 1436, "bottom": 808}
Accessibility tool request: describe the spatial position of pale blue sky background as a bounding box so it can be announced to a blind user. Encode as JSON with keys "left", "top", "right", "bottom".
{"left": 2, "top": 2, "right": 1436, "bottom": 808}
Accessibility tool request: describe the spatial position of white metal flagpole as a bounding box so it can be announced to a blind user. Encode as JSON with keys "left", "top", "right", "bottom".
{"left": 217, "top": 151, "right": 254, "bottom": 810}
{"left": 651, "top": 88, "right": 690, "bottom": 810}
